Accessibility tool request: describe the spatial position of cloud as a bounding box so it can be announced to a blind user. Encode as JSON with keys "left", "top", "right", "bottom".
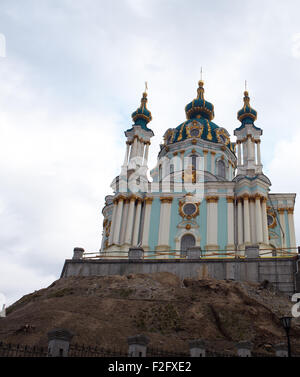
{"left": 292, "top": 33, "right": 300, "bottom": 58}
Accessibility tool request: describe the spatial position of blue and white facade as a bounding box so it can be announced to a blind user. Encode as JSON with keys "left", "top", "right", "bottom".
{"left": 100, "top": 82, "right": 297, "bottom": 257}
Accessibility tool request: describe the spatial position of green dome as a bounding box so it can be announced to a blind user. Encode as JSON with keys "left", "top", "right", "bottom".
{"left": 237, "top": 91, "right": 257, "bottom": 124}
{"left": 163, "top": 118, "right": 235, "bottom": 154}
{"left": 131, "top": 92, "right": 152, "bottom": 129}
{"left": 185, "top": 81, "right": 215, "bottom": 121}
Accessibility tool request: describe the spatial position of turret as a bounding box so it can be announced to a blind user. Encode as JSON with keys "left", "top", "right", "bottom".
{"left": 234, "top": 90, "right": 263, "bottom": 176}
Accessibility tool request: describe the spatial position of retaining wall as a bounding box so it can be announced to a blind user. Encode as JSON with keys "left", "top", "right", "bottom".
{"left": 60, "top": 256, "right": 300, "bottom": 295}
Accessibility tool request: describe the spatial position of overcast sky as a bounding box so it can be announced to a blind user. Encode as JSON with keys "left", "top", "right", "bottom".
{"left": 1, "top": 0, "right": 300, "bottom": 305}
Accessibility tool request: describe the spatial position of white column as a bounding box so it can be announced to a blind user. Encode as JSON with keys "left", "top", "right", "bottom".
{"left": 237, "top": 198, "right": 243, "bottom": 245}
{"left": 242, "top": 142, "right": 247, "bottom": 165}
{"left": 237, "top": 142, "right": 242, "bottom": 166}
{"left": 243, "top": 196, "right": 251, "bottom": 244}
{"left": 249, "top": 197, "right": 256, "bottom": 243}
{"left": 256, "top": 141, "right": 261, "bottom": 165}
{"left": 113, "top": 197, "right": 124, "bottom": 245}
{"left": 255, "top": 195, "right": 263, "bottom": 244}
{"left": 124, "top": 196, "right": 136, "bottom": 245}
{"left": 247, "top": 136, "right": 252, "bottom": 162}
{"left": 157, "top": 198, "right": 172, "bottom": 251}
{"left": 132, "top": 199, "right": 142, "bottom": 246}
{"left": 143, "top": 143, "right": 150, "bottom": 166}
{"left": 138, "top": 140, "right": 144, "bottom": 158}
{"left": 123, "top": 143, "right": 130, "bottom": 166}
{"left": 206, "top": 196, "right": 218, "bottom": 250}
{"left": 108, "top": 200, "right": 117, "bottom": 245}
{"left": 120, "top": 199, "right": 129, "bottom": 245}
{"left": 203, "top": 150, "right": 208, "bottom": 171}
{"left": 278, "top": 208, "right": 287, "bottom": 249}
{"left": 211, "top": 152, "right": 216, "bottom": 174}
{"left": 130, "top": 137, "right": 138, "bottom": 159}
{"left": 288, "top": 208, "right": 297, "bottom": 250}
{"left": 227, "top": 197, "right": 234, "bottom": 249}
{"left": 261, "top": 198, "right": 269, "bottom": 245}
{"left": 141, "top": 198, "right": 153, "bottom": 249}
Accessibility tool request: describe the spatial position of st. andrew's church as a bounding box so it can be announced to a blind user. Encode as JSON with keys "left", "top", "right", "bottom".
{"left": 100, "top": 81, "right": 297, "bottom": 257}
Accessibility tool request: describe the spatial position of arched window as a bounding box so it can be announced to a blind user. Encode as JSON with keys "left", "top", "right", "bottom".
{"left": 191, "top": 155, "right": 197, "bottom": 171}
{"left": 217, "top": 159, "right": 226, "bottom": 178}
{"left": 180, "top": 234, "right": 196, "bottom": 255}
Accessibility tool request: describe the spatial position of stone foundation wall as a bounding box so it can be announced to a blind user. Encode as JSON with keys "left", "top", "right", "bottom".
{"left": 60, "top": 256, "right": 300, "bottom": 295}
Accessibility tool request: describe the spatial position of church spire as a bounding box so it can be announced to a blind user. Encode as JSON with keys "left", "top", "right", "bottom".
{"left": 131, "top": 89, "right": 152, "bottom": 129}
{"left": 237, "top": 90, "right": 257, "bottom": 124}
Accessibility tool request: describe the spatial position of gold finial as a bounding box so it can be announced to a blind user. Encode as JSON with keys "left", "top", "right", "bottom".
{"left": 197, "top": 76, "right": 204, "bottom": 99}
{"left": 200, "top": 67, "right": 203, "bottom": 81}
{"left": 144, "top": 81, "right": 148, "bottom": 94}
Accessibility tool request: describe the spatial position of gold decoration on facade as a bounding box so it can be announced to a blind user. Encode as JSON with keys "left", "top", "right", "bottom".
{"left": 177, "top": 122, "right": 186, "bottom": 141}
{"left": 277, "top": 208, "right": 285, "bottom": 214}
{"left": 145, "top": 197, "right": 154, "bottom": 204}
{"left": 215, "top": 128, "right": 230, "bottom": 145}
{"left": 186, "top": 122, "right": 204, "bottom": 139}
{"left": 164, "top": 129, "right": 175, "bottom": 145}
{"left": 206, "top": 119, "right": 213, "bottom": 140}
{"left": 178, "top": 200, "right": 200, "bottom": 219}
{"left": 160, "top": 197, "right": 173, "bottom": 203}
{"left": 267, "top": 207, "right": 277, "bottom": 229}
{"left": 185, "top": 224, "right": 191, "bottom": 230}
{"left": 287, "top": 207, "right": 294, "bottom": 214}
{"left": 206, "top": 195, "right": 219, "bottom": 203}
{"left": 226, "top": 196, "right": 235, "bottom": 203}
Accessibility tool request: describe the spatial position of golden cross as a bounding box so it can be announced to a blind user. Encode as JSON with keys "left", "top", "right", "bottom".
{"left": 145, "top": 81, "right": 148, "bottom": 93}
{"left": 245, "top": 80, "right": 247, "bottom": 91}
{"left": 200, "top": 67, "right": 203, "bottom": 81}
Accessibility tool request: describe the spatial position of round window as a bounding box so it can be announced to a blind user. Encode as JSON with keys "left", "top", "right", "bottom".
{"left": 183, "top": 203, "right": 197, "bottom": 216}
{"left": 190, "top": 128, "right": 200, "bottom": 137}
{"left": 267, "top": 214, "right": 274, "bottom": 227}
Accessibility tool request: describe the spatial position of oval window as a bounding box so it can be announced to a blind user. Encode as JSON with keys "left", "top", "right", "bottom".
{"left": 183, "top": 203, "right": 197, "bottom": 216}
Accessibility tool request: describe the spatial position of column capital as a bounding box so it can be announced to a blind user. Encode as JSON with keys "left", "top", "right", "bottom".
{"left": 277, "top": 207, "right": 286, "bottom": 214}
{"left": 160, "top": 196, "right": 173, "bottom": 203}
{"left": 144, "top": 197, "right": 153, "bottom": 204}
{"left": 226, "top": 196, "right": 235, "bottom": 203}
{"left": 242, "top": 193, "right": 250, "bottom": 200}
{"left": 287, "top": 207, "right": 294, "bottom": 214}
{"left": 210, "top": 151, "right": 216, "bottom": 155}
{"left": 206, "top": 195, "right": 219, "bottom": 203}
{"left": 203, "top": 149, "right": 208, "bottom": 154}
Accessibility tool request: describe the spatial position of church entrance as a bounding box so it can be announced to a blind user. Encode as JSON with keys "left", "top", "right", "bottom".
{"left": 180, "top": 234, "right": 196, "bottom": 257}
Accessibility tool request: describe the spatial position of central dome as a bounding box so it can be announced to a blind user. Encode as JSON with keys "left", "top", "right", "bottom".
{"left": 162, "top": 81, "right": 235, "bottom": 154}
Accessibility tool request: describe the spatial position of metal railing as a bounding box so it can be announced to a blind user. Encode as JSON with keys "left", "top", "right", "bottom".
{"left": 82, "top": 247, "right": 299, "bottom": 260}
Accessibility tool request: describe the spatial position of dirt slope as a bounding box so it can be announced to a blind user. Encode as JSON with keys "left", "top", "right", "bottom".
{"left": 1, "top": 272, "right": 300, "bottom": 354}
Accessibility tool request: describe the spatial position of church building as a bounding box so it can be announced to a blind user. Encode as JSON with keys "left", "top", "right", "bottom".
{"left": 100, "top": 81, "right": 297, "bottom": 257}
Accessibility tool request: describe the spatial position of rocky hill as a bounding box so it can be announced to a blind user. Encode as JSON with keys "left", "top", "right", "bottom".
{"left": 1, "top": 272, "right": 300, "bottom": 355}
